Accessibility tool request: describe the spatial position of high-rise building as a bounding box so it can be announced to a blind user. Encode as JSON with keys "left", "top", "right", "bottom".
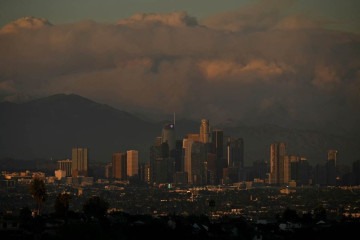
{"left": 298, "top": 157, "right": 310, "bottom": 186}
{"left": 328, "top": 150, "right": 338, "bottom": 163}
{"left": 200, "top": 119, "right": 210, "bottom": 143}
{"left": 283, "top": 155, "right": 292, "bottom": 184}
{"left": 251, "top": 160, "right": 269, "bottom": 181}
{"left": 127, "top": 150, "right": 139, "bottom": 177}
{"left": 224, "top": 137, "right": 244, "bottom": 183}
{"left": 190, "top": 141, "right": 207, "bottom": 185}
{"left": 161, "top": 123, "right": 176, "bottom": 152}
{"left": 112, "top": 152, "right": 127, "bottom": 180}
{"left": 150, "top": 137, "right": 175, "bottom": 184}
{"left": 211, "top": 129, "right": 224, "bottom": 183}
{"left": 150, "top": 122, "right": 177, "bottom": 184}
{"left": 72, "top": 148, "right": 88, "bottom": 177}
{"left": 105, "top": 163, "right": 112, "bottom": 179}
{"left": 139, "top": 162, "right": 151, "bottom": 184}
{"left": 269, "top": 142, "right": 286, "bottom": 185}
{"left": 174, "top": 140, "right": 184, "bottom": 172}
{"left": 226, "top": 137, "right": 244, "bottom": 168}
{"left": 152, "top": 157, "right": 174, "bottom": 184}
{"left": 327, "top": 149, "right": 337, "bottom": 186}
{"left": 183, "top": 137, "right": 207, "bottom": 185}
{"left": 206, "top": 153, "right": 217, "bottom": 184}
{"left": 183, "top": 138, "right": 194, "bottom": 184}
{"left": 57, "top": 159, "right": 72, "bottom": 177}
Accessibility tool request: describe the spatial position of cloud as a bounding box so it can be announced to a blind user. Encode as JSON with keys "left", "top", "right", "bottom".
{"left": 312, "top": 65, "right": 341, "bottom": 91}
{"left": 273, "top": 15, "right": 327, "bottom": 30}
{"left": 117, "top": 11, "right": 198, "bottom": 27}
{"left": 0, "top": 4, "right": 359, "bottom": 134}
{"left": 198, "top": 59, "right": 290, "bottom": 82}
{"left": 0, "top": 16, "right": 52, "bottom": 34}
{"left": 201, "top": 0, "right": 294, "bottom": 32}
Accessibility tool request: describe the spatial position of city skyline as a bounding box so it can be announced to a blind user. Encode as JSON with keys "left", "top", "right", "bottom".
{"left": 0, "top": 93, "right": 358, "bottom": 169}
{"left": 0, "top": 0, "right": 359, "bottom": 136}
{"left": 52, "top": 118, "right": 351, "bottom": 187}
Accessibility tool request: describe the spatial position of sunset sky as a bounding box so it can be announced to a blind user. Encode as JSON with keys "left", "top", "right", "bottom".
{"left": 1, "top": 0, "right": 359, "bottom": 133}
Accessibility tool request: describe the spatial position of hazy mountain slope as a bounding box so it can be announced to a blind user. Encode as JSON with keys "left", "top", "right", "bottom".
{"left": 0, "top": 94, "right": 160, "bottom": 162}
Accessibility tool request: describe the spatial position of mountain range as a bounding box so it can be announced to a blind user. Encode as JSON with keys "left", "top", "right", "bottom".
{"left": 0, "top": 94, "right": 359, "bottom": 166}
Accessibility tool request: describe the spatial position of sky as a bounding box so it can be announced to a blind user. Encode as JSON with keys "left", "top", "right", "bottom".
{"left": 0, "top": 0, "right": 359, "bottom": 134}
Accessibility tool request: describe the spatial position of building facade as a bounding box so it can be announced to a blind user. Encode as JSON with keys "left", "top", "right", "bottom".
{"left": 71, "top": 148, "right": 88, "bottom": 177}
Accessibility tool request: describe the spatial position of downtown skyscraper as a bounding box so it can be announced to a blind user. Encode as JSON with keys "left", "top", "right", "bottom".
{"left": 71, "top": 147, "right": 88, "bottom": 177}
{"left": 269, "top": 142, "right": 286, "bottom": 185}
{"left": 127, "top": 150, "right": 139, "bottom": 178}
{"left": 112, "top": 152, "right": 127, "bottom": 180}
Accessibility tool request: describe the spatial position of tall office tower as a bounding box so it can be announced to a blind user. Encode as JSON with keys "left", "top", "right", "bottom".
{"left": 269, "top": 142, "right": 286, "bottom": 185}
{"left": 112, "top": 152, "right": 127, "bottom": 180}
{"left": 206, "top": 153, "right": 217, "bottom": 185}
{"left": 150, "top": 139, "right": 174, "bottom": 183}
{"left": 190, "top": 141, "right": 207, "bottom": 185}
{"left": 226, "top": 137, "right": 244, "bottom": 168}
{"left": 313, "top": 163, "right": 327, "bottom": 185}
{"left": 105, "top": 163, "right": 113, "bottom": 179}
{"left": 161, "top": 122, "right": 176, "bottom": 152}
{"left": 174, "top": 140, "right": 184, "bottom": 172}
{"left": 327, "top": 149, "right": 337, "bottom": 186}
{"left": 283, "top": 155, "right": 293, "bottom": 184}
{"left": 200, "top": 119, "right": 210, "bottom": 143}
{"left": 298, "top": 157, "right": 310, "bottom": 186}
{"left": 57, "top": 159, "right": 72, "bottom": 177}
{"left": 211, "top": 129, "right": 224, "bottom": 184}
{"left": 251, "top": 160, "right": 269, "bottom": 181}
{"left": 152, "top": 157, "right": 174, "bottom": 184}
{"left": 183, "top": 137, "right": 207, "bottom": 185}
{"left": 127, "top": 150, "right": 139, "bottom": 178}
{"left": 72, "top": 147, "right": 88, "bottom": 177}
{"left": 289, "top": 155, "right": 300, "bottom": 182}
{"left": 139, "top": 162, "right": 151, "bottom": 184}
{"left": 183, "top": 138, "right": 194, "bottom": 184}
{"left": 225, "top": 137, "right": 244, "bottom": 183}
{"left": 328, "top": 150, "right": 338, "bottom": 163}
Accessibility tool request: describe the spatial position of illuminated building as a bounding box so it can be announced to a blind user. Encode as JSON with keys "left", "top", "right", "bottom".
{"left": 127, "top": 150, "right": 139, "bottom": 177}
{"left": 57, "top": 159, "right": 72, "bottom": 177}
{"left": 112, "top": 152, "right": 127, "bottom": 180}
{"left": 71, "top": 147, "right": 88, "bottom": 177}
{"left": 269, "top": 142, "right": 286, "bottom": 185}
{"left": 200, "top": 119, "right": 210, "bottom": 143}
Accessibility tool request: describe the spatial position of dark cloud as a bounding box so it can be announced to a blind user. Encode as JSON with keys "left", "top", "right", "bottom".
{"left": 0, "top": 6, "right": 359, "bottom": 134}
{"left": 117, "top": 11, "right": 198, "bottom": 27}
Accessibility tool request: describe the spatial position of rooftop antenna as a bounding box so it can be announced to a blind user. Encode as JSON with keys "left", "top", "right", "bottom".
{"left": 173, "top": 112, "right": 176, "bottom": 126}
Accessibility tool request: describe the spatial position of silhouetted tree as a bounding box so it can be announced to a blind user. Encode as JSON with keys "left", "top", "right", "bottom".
{"left": 302, "top": 211, "right": 313, "bottom": 224}
{"left": 54, "top": 192, "right": 71, "bottom": 218}
{"left": 29, "top": 177, "right": 47, "bottom": 215}
{"left": 314, "top": 205, "right": 327, "bottom": 222}
{"left": 19, "top": 206, "right": 32, "bottom": 229}
{"left": 83, "top": 195, "right": 109, "bottom": 220}
{"left": 282, "top": 207, "right": 299, "bottom": 222}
